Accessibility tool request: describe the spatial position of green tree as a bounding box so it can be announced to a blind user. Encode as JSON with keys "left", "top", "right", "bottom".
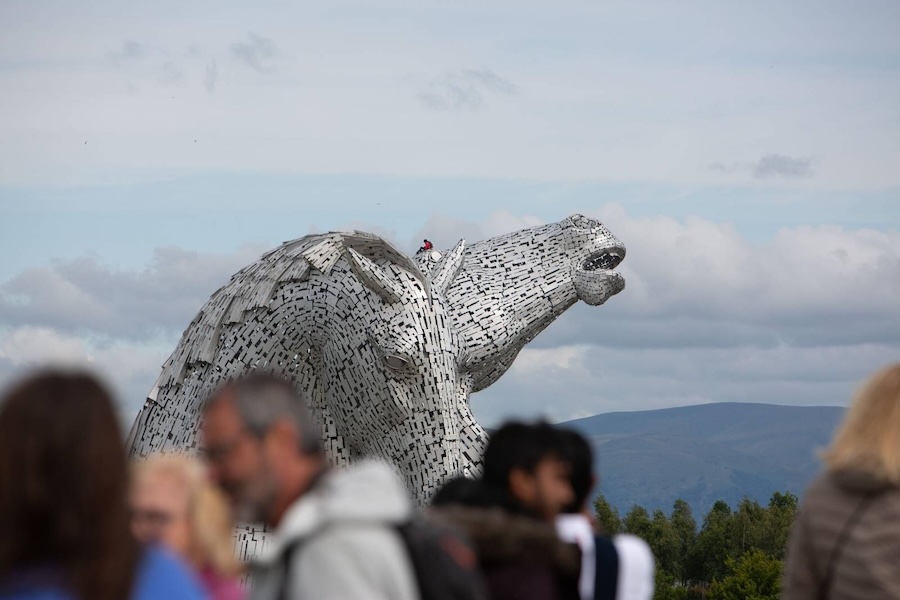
{"left": 593, "top": 493, "right": 622, "bottom": 535}
{"left": 768, "top": 491, "right": 798, "bottom": 511}
{"left": 624, "top": 506, "right": 683, "bottom": 598}
{"left": 731, "top": 497, "right": 768, "bottom": 554}
{"left": 648, "top": 509, "right": 680, "bottom": 578}
{"left": 670, "top": 499, "right": 697, "bottom": 584}
{"left": 623, "top": 505, "right": 653, "bottom": 540}
{"left": 765, "top": 492, "right": 798, "bottom": 560}
{"left": 653, "top": 569, "right": 690, "bottom": 600}
{"left": 708, "top": 549, "right": 782, "bottom": 600}
{"left": 617, "top": 492, "right": 796, "bottom": 598}
{"left": 687, "top": 499, "right": 733, "bottom": 583}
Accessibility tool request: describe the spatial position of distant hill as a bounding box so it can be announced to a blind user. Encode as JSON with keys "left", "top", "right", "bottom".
{"left": 560, "top": 402, "right": 845, "bottom": 517}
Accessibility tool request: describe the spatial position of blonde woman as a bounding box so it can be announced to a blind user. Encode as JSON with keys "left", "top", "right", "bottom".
{"left": 130, "top": 454, "right": 244, "bottom": 600}
{"left": 783, "top": 364, "right": 900, "bottom": 599}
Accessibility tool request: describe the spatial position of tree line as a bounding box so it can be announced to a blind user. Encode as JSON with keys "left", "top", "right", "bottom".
{"left": 593, "top": 491, "right": 798, "bottom": 600}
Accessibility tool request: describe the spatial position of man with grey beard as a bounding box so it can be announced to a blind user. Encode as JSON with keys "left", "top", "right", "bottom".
{"left": 201, "top": 373, "right": 418, "bottom": 600}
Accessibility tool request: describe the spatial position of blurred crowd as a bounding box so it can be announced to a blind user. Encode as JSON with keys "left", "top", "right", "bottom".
{"left": 1, "top": 363, "right": 899, "bottom": 600}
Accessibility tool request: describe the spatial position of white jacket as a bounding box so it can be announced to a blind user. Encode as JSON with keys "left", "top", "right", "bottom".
{"left": 249, "top": 461, "right": 419, "bottom": 600}
{"left": 556, "top": 514, "right": 654, "bottom": 600}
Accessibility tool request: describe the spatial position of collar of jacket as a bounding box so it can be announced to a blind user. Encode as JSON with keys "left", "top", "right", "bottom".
{"left": 830, "top": 466, "right": 898, "bottom": 493}
{"left": 253, "top": 460, "right": 413, "bottom": 566}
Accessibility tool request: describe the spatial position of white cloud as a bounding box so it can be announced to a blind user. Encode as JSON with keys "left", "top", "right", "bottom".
{"left": 410, "top": 210, "right": 544, "bottom": 250}
{"left": 0, "top": 245, "right": 266, "bottom": 339}
{"left": 1, "top": 1, "right": 898, "bottom": 188}
{"left": 109, "top": 40, "right": 146, "bottom": 65}
{"left": 509, "top": 346, "right": 588, "bottom": 374}
{"left": 230, "top": 33, "right": 277, "bottom": 73}
{"left": 204, "top": 60, "right": 218, "bottom": 92}
{"left": 710, "top": 154, "right": 816, "bottom": 179}
{"left": 0, "top": 326, "right": 167, "bottom": 422}
{"left": 753, "top": 155, "right": 814, "bottom": 179}
{"left": 0, "top": 326, "right": 88, "bottom": 366}
{"left": 482, "top": 210, "right": 545, "bottom": 238}
{"left": 160, "top": 60, "right": 184, "bottom": 84}
{"left": 471, "top": 342, "right": 897, "bottom": 426}
{"left": 418, "top": 69, "right": 518, "bottom": 111}
{"left": 584, "top": 203, "right": 900, "bottom": 323}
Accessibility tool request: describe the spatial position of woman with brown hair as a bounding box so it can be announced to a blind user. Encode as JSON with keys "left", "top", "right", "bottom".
{"left": 783, "top": 363, "right": 900, "bottom": 599}
{"left": 130, "top": 454, "right": 244, "bottom": 600}
{"left": 0, "top": 370, "right": 205, "bottom": 600}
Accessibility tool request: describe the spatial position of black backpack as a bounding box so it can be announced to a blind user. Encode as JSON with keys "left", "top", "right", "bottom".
{"left": 593, "top": 536, "right": 620, "bottom": 600}
{"left": 397, "top": 515, "right": 489, "bottom": 600}
{"left": 278, "top": 515, "right": 488, "bottom": 600}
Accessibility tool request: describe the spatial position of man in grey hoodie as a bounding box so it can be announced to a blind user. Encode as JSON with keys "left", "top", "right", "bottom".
{"left": 201, "top": 373, "right": 419, "bottom": 600}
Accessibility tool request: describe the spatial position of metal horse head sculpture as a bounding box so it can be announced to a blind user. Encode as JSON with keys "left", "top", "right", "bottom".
{"left": 127, "top": 214, "right": 625, "bottom": 557}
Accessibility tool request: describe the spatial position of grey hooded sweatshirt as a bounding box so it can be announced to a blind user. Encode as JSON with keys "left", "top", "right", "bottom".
{"left": 249, "top": 460, "right": 419, "bottom": 600}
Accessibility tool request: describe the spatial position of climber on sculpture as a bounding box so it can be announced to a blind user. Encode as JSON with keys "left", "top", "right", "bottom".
{"left": 418, "top": 239, "right": 434, "bottom": 254}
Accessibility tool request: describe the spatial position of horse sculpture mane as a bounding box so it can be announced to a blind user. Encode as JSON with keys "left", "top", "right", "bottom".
{"left": 155, "top": 231, "right": 425, "bottom": 387}
{"left": 128, "top": 215, "right": 625, "bottom": 558}
{"left": 129, "top": 228, "right": 474, "bottom": 478}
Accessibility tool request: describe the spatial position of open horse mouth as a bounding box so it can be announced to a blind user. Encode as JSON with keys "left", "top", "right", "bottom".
{"left": 582, "top": 246, "right": 625, "bottom": 272}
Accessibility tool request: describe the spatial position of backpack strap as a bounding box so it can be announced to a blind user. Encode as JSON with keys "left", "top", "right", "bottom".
{"left": 816, "top": 491, "right": 876, "bottom": 600}
{"left": 276, "top": 539, "right": 303, "bottom": 600}
{"left": 593, "top": 536, "right": 619, "bottom": 600}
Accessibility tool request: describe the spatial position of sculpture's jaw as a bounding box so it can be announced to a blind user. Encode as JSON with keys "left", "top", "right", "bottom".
{"left": 562, "top": 214, "right": 627, "bottom": 306}
{"left": 573, "top": 267, "right": 625, "bottom": 306}
{"left": 573, "top": 244, "right": 626, "bottom": 305}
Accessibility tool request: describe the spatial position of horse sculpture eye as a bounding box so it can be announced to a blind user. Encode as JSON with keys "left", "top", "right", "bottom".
{"left": 383, "top": 354, "right": 410, "bottom": 371}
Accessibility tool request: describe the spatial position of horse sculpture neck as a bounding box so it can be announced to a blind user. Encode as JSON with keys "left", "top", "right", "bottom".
{"left": 426, "top": 215, "right": 624, "bottom": 392}
{"left": 438, "top": 221, "right": 579, "bottom": 391}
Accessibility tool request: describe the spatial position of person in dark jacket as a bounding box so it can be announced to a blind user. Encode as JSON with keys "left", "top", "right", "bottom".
{"left": 783, "top": 363, "right": 900, "bottom": 600}
{"left": 431, "top": 477, "right": 579, "bottom": 600}
{"left": 431, "top": 421, "right": 581, "bottom": 600}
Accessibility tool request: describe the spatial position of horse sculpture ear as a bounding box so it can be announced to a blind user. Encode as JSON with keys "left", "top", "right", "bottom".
{"left": 431, "top": 239, "right": 466, "bottom": 296}
{"left": 345, "top": 247, "right": 405, "bottom": 304}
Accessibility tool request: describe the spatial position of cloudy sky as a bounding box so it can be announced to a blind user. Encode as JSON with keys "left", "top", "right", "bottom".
{"left": 1, "top": 0, "right": 898, "bottom": 428}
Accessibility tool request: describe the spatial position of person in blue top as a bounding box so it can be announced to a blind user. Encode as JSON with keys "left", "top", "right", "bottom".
{"left": 0, "top": 370, "right": 206, "bottom": 600}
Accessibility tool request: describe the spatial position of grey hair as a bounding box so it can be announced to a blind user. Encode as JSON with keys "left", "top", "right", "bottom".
{"left": 212, "top": 373, "right": 323, "bottom": 456}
